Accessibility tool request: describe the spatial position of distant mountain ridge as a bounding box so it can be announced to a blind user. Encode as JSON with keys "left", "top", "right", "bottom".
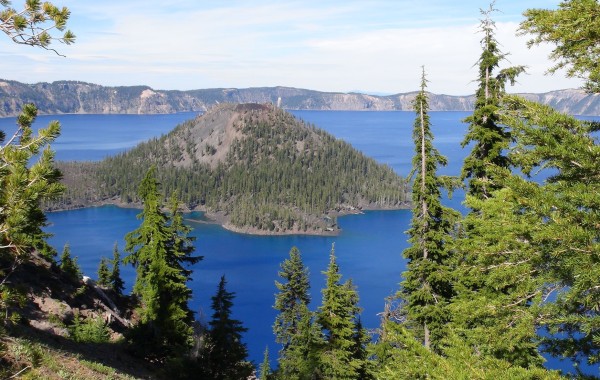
{"left": 1, "top": 79, "right": 599, "bottom": 116}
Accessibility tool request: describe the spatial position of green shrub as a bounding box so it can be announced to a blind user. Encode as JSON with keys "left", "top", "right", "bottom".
{"left": 69, "top": 316, "right": 110, "bottom": 343}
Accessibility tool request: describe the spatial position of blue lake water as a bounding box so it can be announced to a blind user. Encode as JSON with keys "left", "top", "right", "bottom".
{"left": 0, "top": 112, "right": 199, "bottom": 161}
{"left": 0, "top": 110, "right": 592, "bottom": 374}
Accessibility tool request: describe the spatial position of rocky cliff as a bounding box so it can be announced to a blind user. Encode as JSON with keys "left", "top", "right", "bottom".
{"left": 1, "top": 79, "right": 599, "bottom": 116}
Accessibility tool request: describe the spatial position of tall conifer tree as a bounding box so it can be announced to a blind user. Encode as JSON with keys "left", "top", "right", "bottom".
{"left": 450, "top": 183, "right": 545, "bottom": 367}
{"left": 400, "top": 67, "right": 459, "bottom": 351}
{"left": 166, "top": 192, "right": 202, "bottom": 320}
{"left": 205, "top": 275, "right": 253, "bottom": 380}
{"left": 276, "top": 302, "right": 323, "bottom": 380}
{"left": 259, "top": 346, "right": 272, "bottom": 380}
{"left": 517, "top": 1, "right": 600, "bottom": 366}
{"left": 123, "top": 167, "right": 196, "bottom": 356}
{"left": 167, "top": 193, "right": 202, "bottom": 275}
{"left": 461, "top": 2, "right": 525, "bottom": 199}
{"left": 317, "top": 244, "right": 368, "bottom": 379}
{"left": 109, "top": 242, "right": 125, "bottom": 296}
{"left": 96, "top": 257, "right": 110, "bottom": 287}
{"left": 59, "top": 243, "right": 80, "bottom": 282}
{"left": 273, "top": 246, "right": 311, "bottom": 350}
{"left": 273, "top": 246, "right": 317, "bottom": 379}
{"left": 500, "top": 96, "right": 600, "bottom": 367}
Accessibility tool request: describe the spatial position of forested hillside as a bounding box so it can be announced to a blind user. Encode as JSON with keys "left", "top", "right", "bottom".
{"left": 54, "top": 103, "right": 408, "bottom": 234}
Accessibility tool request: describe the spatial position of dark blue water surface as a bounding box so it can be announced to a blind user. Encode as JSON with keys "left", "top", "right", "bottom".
{"left": 2, "top": 110, "right": 592, "bottom": 374}
{"left": 0, "top": 112, "right": 198, "bottom": 161}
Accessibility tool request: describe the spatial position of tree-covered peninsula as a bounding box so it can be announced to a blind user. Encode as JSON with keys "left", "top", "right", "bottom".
{"left": 53, "top": 103, "right": 409, "bottom": 234}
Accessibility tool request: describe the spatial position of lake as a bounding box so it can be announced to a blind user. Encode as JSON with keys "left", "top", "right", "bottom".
{"left": 0, "top": 110, "right": 589, "bottom": 374}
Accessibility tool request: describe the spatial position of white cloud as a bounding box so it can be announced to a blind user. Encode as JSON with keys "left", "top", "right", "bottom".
{"left": 0, "top": 1, "right": 583, "bottom": 94}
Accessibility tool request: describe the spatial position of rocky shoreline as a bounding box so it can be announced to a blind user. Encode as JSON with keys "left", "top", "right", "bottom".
{"left": 47, "top": 200, "right": 409, "bottom": 237}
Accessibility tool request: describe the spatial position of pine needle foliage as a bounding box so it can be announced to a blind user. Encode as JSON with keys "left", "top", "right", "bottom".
{"left": 373, "top": 321, "right": 561, "bottom": 380}
{"left": 316, "top": 244, "right": 370, "bottom": 380}
{"left": 275, "top": 303, "right": 324, "bottom": 380}
{"left": 204, "top": 275, "right": 253, "bottom": 380}
{"left": 400, "top": 68, "right": 460, "bottom": 352}
{"left": 501, "top": 95, "right": 600, "bottom": 367}
{"left": 59, "top": 243, "right": 80, "bottom": 282}
{"left": 461, "top": 2, "right": 525, "bottom": 199}
{"left": 0, "top": 103, "right": 64, "bottom": 261}
{"left": 109, "top": 242, "right": 125, "bottom": 295}
{"left": 96, "top": 257, "right": 110, "bottom": 287}
{"left": 0, "top": 0, "right": 75, "bottom": 55}
{"left": 450, "top": 184, "right": 546, "bottom": 368}
{"left": 273, "top": 246, "right": 311, "bottom": 351}
{"left": 123, "top": 167, "right": 197, "bottom": 357}
{"left": 520, "top": 0, "right": 600, "bottom": 93}
{"left": 259, "top": 346, "right": 272, "bottom": 380}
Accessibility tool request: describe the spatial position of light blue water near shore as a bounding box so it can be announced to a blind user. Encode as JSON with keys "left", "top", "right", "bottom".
{"left": 3, "top": 110, "right": 592, "bottom": 374}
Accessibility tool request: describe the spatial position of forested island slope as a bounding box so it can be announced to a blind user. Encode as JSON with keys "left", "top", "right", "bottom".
{"left": 2, "top": 79, "right": 600, "bottom": 115}
{"left": 54, "top": 103, "right": 409, "bottom": 234}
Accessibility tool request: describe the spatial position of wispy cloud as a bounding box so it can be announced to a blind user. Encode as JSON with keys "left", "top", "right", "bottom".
{"left": 0, "top": 0, "right": 582, "bottom": 94}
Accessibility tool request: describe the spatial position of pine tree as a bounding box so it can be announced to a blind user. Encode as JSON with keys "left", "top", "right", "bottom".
{"left": 205, "top": 275, "right": 253, "bottom": 380}
{"left": 273, "top": 246, "right": 310, "bottom": 352}
{"left": 461, "top": 2, "right": 525, "bottom": 199}
{"left": 372, "top": 320, "right": 560, "bottom": 380}
{"left": 59, "top": 243, "right": 80, "bottom": 282}
{"left": 166, "top": 192, "right": 202, "bottom": 307}
{"left": 520, "top": 0, "right": 600, "bottom": 93}
{"left": 109, "top": 242, "right": 125, "bottom": 295}
{"left": 0, "top": 104, "right": 64, "bottom": 261}
{"left": 400, "top": 67, "right": 459, "bottom": 351}
{"left": 351, "top": 318, "right": 372, "bottom": 380}
{"left": 123, "top": 167, "right": 195, "bottom": 356}
{"left": 96, "top": 257, "right": 110, "bottom": 287}
{"left": 0, "top": 0, "right": 73, "bottom": 339}
{"left": 0, "top": 1, "right": 75, "bottom": 53}
{"left": 515, "top": 1, "right": 600, "bottom": 366}
{"left": 273, "top": 246, "right": 322, "bottom": 379}
{"left": 316, "top": 244, "right": 366, "bottom": 380}
{"left": 259, "top": 346, "right": 271, "bottom": 380}
{"left": 449, "top": 184, "right": 545, "bottom": 367}
{"left": 0, "top": 1, "right": 74, "bottom": 262}
{"left": 276, "top": 303, "right": 323, "bottom": 380}
{"left": 124, "top": 167, "right": 172, "bottom": 320}
{"left": 500, "top": 96, "right": 600, "bottom": 367}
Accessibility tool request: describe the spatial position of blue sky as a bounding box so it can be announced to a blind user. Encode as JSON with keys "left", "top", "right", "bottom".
{"left": 0, "top": 0, "right": 582, "bottom": 95}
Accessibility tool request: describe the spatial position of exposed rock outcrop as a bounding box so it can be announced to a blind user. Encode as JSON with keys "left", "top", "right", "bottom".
{"left": 55, "top": 103, "right": 409, "bottom": 234}
{"left": 1, "top": 79, "right": 599, "bottom": 116}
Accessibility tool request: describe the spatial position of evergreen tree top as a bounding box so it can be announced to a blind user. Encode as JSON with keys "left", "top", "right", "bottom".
{"left": 461, "top": 3, "right": 525, "bottom": 199}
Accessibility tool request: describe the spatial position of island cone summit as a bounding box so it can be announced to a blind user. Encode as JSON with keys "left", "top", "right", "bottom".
{"left": 56, "top": 103, "right": 409, "bottom": 234}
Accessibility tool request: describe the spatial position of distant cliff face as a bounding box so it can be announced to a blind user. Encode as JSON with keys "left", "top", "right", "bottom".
{"left": 519, "top": 89, "right": 600, "bottom": 116}
{"left": 1, "top": 79, "right": 599, "bottom": 116}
